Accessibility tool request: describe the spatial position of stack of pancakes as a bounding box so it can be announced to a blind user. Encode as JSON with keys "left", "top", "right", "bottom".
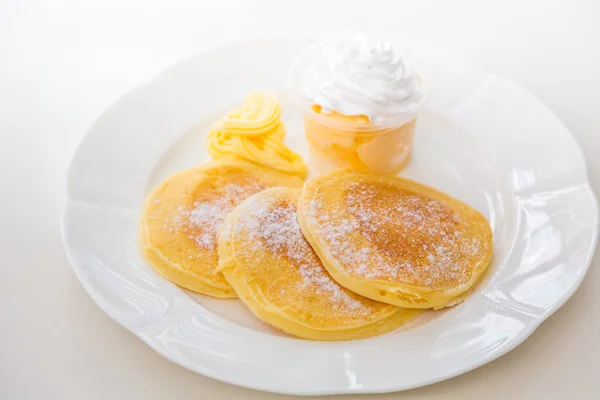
{"left": 140, "top": 161, "right": 493, "bottom": 341}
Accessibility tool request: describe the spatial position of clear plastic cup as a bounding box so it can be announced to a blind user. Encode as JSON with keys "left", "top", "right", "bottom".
{"left": 288, "top": 36, "right": 428, "bottom": 175}
{"left": 303, "top": 106, "right": 418, "bottom": 174}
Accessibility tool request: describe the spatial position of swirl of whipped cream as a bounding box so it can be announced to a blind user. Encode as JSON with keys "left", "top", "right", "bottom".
{"left": 302, "top": 35, "right": 424, "bottom": 122}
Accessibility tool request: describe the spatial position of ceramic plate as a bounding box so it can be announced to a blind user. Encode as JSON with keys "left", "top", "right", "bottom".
{"left": 62, "top": 37, "right": 599, "bottom": 395}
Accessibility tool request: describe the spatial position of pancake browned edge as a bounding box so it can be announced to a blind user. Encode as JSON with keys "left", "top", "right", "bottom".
{"left": 216, "top": 187, "right": 421, "bottom": 340}
{"left": 139, "top": 158, "right": 304, "bottom": 298}
{"left": 298, "top": 170, "right": 493, "bottom": 309}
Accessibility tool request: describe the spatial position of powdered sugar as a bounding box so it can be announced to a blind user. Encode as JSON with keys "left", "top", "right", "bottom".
{"left": 307, "top": 182, "right": 483, "bottom": 289}
{"left": 187, "top": 202, "right": 228, "bottom": 248}
{"left": 238, "top": 192, "right": 371, "bottom": 314}
{"left": 165, "top": 181, "right": 266, "bottom": 250}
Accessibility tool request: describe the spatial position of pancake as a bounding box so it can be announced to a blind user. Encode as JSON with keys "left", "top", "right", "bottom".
{"left": 140, "top": 158, "right": 304, "bottom": 298}
{"left": 298, "top": 170, "right": 493, "bottom": 309}
{"left": 216, "top": 187, "right": 421, "bottom": 340}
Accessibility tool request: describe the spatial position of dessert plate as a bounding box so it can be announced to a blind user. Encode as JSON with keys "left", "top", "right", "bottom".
{"left": 62, "top": 36, "right": 599, "bottom": 395}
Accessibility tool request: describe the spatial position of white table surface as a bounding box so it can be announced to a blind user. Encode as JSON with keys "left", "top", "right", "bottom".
{"left": 1, "top": 1, "right": 599, "bottom": 399}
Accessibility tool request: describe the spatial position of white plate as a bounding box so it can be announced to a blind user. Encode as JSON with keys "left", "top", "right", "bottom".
{"left": 62, "top": 37, "right": 599, "bottom": 396}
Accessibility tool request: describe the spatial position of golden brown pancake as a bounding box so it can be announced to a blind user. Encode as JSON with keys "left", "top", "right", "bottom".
{"left": 298, "top": 170, "right": 493, "bottom": 309}
{"left": 139, "top": 158, "right": 304, "bottom": 298}
{"left": 217, "top": 187, "right": 421, "bottom": 340}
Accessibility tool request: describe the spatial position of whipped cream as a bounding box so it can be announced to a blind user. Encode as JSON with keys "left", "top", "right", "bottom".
{"left": 301, "top": 35, "right": 424, "bottom": 122}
